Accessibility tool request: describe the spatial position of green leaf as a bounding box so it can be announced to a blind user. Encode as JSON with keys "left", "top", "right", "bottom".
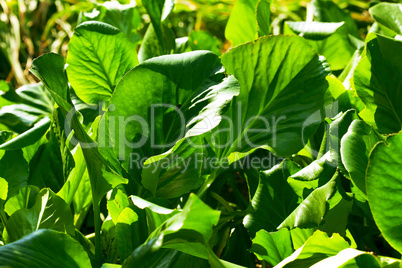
{"left": 58, "top": 144, "right": 91, "bottom": 227}
{"left": 310, "top": 248, "right": 381, "bottom": 268}
{"left": 0, "top": 176, "right": 7, "bottom": 200}
{"left": 256, "top": 0, "right": 271, "bottom": 36}
{"left": 328, "top": 109, "right": 358, "bottom": 175}
{"left": 0, "top": 149, "right": 29, "bottom": 197}
{"left": 290, "top": 152, "right": 335, "bottom": 183}
{"left": 101, "top": 51, "right": 238, "bottom": 198}
{"left": 278, "top": 172, "right": 337, "bottom": 229}
{"left": 225, "top": 0, "right": 258, "bottom": 46}
{"left": 101, "top": 218, "right": 118, "bottom": 263}
{"left": 285, "top": 22, "right": 356, "bottom": 70}
{"left": 189, "top": 31, "right": 221, "bottom": 55}
{"left": 30, "top": 53, "right": 69, "bottom": 103}
{"left": 142, "top": 0, "right": 173, "bottom": 44}
{"left": 139, "top": 0, "right": 175, "bottom": 61}
{"left": 102, "top": 264, "right": 122, "bottom": 268}
{"left": 124, "top": 194, "right": 220, "bottom": 264}
{"left": 80, "top": 1, "right": 142, "bottom": 44}
{"left": 275, "top": 230, "right": 350, "bottom": 267}
{"left": 317, "top": 188, "right": 353, "bottom": 237}
{"left": 0, "top": 83, "right": 53, "bottom": 133}
{"left": 367, "top": 131, "right": 402, "bottom": 254}
{"left": 250, "top": 228, "right": 293, "bottom": 266}
{"left": 66, "top": 21, "right": 139, "bottom": 104}
{"left": 138, "top": 22, "right": 176, "bottom": 62}
{"left": 286, "top": 22, "right": 344, "bottom": 40}
{"left": 290, "top": 228, "right": 315, "bottom": 250}
{"left": 312, "top": 0, "right": 359, "bottom": 38}
{"left": 221, "top": 225, "right": 256, "bottom": 267}
{"left": 131, "top": 195, "right": 177, "bottom": 234}
{"left": 141, "top": 136, "right": 206, "bottom": 199}
{"left": 51, "top": 107, "right": 75, "bottom": 186}
{"left": 28, "top": 125, "right": 70, "bottom": 192}
{"left": 115, "top": 207, "right": 141, "bottom": 262}
{"left": 354, "top": 33, "right": 402, "bottom": 134}
{"left": 0, "top": 229, "right": 91, "bottom": 268}
{"left": 244, "top": 161, "right": 299, "bottom": 236}
{"left": 4, "top": 186, "right": 39, "bottom": 216}
{"left": 158, "top": 193, "right": 220, "bottom": 244}
{"left": 122, "top": 235, "right": 167, "bottom": 267}
{"left": 107, "top": 188, "right": 130, "bottom": 224}
{"left": 370, "top": 3, "right": 402, "bottom": 36}
{"left": 4, "top": 188, "right": 75, "bottom": 243}
{"left": 340, "top": 119, "right": 383, "bottom": 198}
{"left": 220, "top": 35, "right": 330, "bottom": 157}
{"left": 103, "top": 50, "right": 223, "bottom": 164}
{"left": 30, "top": 55, "right": 71, "bottom": 113}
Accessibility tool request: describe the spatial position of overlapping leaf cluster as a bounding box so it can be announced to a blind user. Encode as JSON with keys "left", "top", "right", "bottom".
{"left": 1, "top": 0, "right": 402, "bottom": 267}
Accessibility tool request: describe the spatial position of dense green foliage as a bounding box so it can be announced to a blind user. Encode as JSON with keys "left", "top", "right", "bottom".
{"left": 1, "top": 0, "right": 402, "bottom": 267}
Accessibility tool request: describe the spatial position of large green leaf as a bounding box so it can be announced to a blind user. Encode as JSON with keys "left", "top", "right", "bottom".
{"left": 328, "top": 109, "right": 358, "bottom": 175}
{"left": 145, "top": 35, "right": 331, "bottom": 199}
{"left": 310, "top": 248, "right": 382, "bottom": 268}
{"left": 354, "top": 33, "right": 402, "bottom": 134}
{"left": 0, "top": 149, "right": 29, "bottom": 197}
{"left": 220, "top": 35, "right": 330, "bottom": 157}
{"left": 275, "top": 230, "right": 350, "bottom": 267}
{"left": 138, "top": 22, "right": 176, "bottom": 62}
{"left": 66, "top": 21, "right": 139, "bottom": 104}
{"left": 243, "top": 160, "right": 300, "bottom": 236}
{"left": 131, "top": 195, "right": 177, "bottom": 235}
{"left": 124, "top": 194, "right": 220, "bottom": 265}
{"left": 115, "top": 207, "right": 141, "bottom": 262}
{"left": 286, "top": 22, "right": 344, "bottom": 40}
{"left": 57, "top": 144, "right": 92, "bottom": 227}
{"left": 80, "top": 1, "right": 142, "bottom": 44}
{"left": 4, "top": 186, "right": 39, "bottom": 216}
{"left": 0, "top": 229, "right": 91, "bottom": 267}
{"left": 142, "top": 0, "right": 173, "bottom": 45}
{"left": 101, "top": 51, "right": 239, "bottom": 198}
{"left": 278, "top": 172, "right": 337, "bottom": 229}
{"left": 312, "top": 0, "right": 359, "bottom": 38}
{"left": 0, "top": 117, "right": 50, "bottom": 150}
{"left": 221, "top": 224, "right": 256, "bottom": 267}
{"left": 370, "top": 3, "right": 402, "bottom": 36}
{"left": 225, "top": 0, "right": 258, "bottom": 46}
{"left": 28, "top": 125, "right": 69, "bottom": 192}
{"left": 0, "top": 176, "right": 7, "bottom": 200}
{"left": 290, "top": 151, "right": 335, "bottom": 185}
{"left": 250, "top": 228, "right": 293, "bottom": 266}
{"left": 0, "top": 83, "right": 53, "bottom": 133}
{"left": 256, "top": 0, "right": 271, "bottom": 37}
{"left": 30, "top": 55, "right": 71, "bottom": 113}
{"left": 188, "top": 31, "right": 221, "bottom": 55}
{"left": 367, "top": 131, "right": 402, "bottom": 254}
{"left": 138, "top": 0, "right": 175, "bottom": 61}
{"left": 4, "top": 188, "right": 75, "bottom": 243}
{"left": 285, "top": 22, "right": 356, "bottom": 70}
{"left": 340, "top": 119, "right": 383, "bottom": 198}
{"left": 102, "top": 50, "right": 223, "bottom": 163}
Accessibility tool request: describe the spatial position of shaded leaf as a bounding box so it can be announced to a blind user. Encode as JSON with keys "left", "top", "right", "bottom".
{"left": 0, "top": 229, "right": 91, "bottom": 268}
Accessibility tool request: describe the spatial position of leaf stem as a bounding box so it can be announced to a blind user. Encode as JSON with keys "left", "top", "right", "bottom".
{"left": 0, "top": 201, "right": 7, "bottom": 227}
{"left": 92, "top": 198, "right": 102, "bottom": 268}
{"left": 317, "top": 128, "right": 328, "bottom": 159}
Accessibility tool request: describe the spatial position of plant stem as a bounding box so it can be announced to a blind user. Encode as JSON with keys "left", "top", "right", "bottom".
{"left": 92, "top": 197, "right": 101, "bottom": 267}
{"left": 0, "top": 202, "right": 7, "bottom": 227}
{"left": 197, "top": 169, "right": 219, "bottom": 197}
{"left": 317, "top": 128, "right": 328, "bottom": 160}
